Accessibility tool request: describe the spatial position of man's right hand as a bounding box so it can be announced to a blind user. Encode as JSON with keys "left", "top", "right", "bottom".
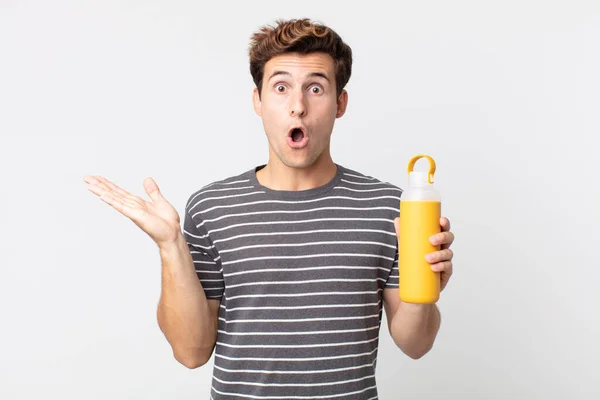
{"left": 83, "top": 175, "right": 182, "bottom": 249}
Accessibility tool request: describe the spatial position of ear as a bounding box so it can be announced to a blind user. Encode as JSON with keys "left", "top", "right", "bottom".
{"left": 252, "top": 87, "right": 262, "bottom": 116}
{"left": 336, "top": 89, "right": 348, "bottom": 118}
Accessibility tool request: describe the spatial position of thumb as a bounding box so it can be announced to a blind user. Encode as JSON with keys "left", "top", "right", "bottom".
{"left": 143, "top": 177, "right": 162, "bottom": 202}
{"left": 393, "top": 217, "right": 400, "bottom": 238}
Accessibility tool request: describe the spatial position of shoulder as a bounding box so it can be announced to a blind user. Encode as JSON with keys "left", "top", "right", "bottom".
{"left": 335, "top": 165, "right": 402, "bottom": 223}
{"left": 185, "top": 167, "right": 255, "bottom": 213}
{"left": 338, "top": 165, "right": 403, "bottom": 195}
{"left": 335, "top": 165, "right": 403, "bottom": 216}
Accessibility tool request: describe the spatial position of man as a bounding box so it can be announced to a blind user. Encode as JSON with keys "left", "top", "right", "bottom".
{"left": 84, "top": 18, "right": 454, "bottom": 399}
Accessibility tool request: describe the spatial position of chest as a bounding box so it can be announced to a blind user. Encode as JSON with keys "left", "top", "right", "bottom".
{"left": 210, "top": 218, "right": 396, "bottom": 300}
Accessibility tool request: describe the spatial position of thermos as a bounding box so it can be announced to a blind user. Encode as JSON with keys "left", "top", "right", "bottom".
{"left": 399, "top": 154, "right": 442, "bottom": 304}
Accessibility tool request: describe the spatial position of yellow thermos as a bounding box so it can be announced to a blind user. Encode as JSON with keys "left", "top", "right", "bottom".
{"left": 399, "top": 154, "right": 441, "bottom": 304}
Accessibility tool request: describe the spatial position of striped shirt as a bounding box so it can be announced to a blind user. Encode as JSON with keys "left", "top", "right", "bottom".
{"left": 182, "top": 164, "right": 402, "bottom": 399}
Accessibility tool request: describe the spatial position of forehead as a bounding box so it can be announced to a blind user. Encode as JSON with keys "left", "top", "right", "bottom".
{"left": 264, "top": 52, "right": 334, "bottom": 78}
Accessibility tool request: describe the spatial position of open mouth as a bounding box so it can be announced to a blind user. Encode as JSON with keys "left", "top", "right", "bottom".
{"left": 290, "top": 128, "right": 305, "bottom": 142}
{"left": 287, "top": 126, "right": 309, "bottom": 149}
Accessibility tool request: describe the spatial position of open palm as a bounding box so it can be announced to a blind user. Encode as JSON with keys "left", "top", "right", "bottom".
{"left": 84, "top": 175, "right": 181, "bottom": 247}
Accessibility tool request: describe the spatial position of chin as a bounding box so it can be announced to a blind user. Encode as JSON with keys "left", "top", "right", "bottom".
{"left": 271, "top": 141, "right": 326, "bottom": 170}
{"left": 281, "top": 153, "right": 323, "bottom": 170}
{"left": 281, "top": 159, "right": 314, "bottom": 169}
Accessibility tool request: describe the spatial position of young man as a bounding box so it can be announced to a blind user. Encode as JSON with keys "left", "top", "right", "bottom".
{"left": 84, "top": 18, "right": 455, "bottom": 399}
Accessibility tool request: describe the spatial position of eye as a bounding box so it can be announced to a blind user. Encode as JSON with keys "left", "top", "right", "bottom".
{"left": 310, "top": 85, "right": 322, "bottom": 94}
{"left": 275, "top": 84, "right": 286, "bottom": 93}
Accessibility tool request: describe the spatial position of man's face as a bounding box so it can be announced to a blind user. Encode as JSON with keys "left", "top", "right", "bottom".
{"left": 253, "top": 52, "right": 348, "bottom": 169}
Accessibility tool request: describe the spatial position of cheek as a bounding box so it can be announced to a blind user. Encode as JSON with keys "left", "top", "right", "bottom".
{"left": 260, "top": 102, "right": 287, "bottom": 139}
{"left": 261, "top": 98, "right": 286, "bottom": 121}
{"left": 321, "top": 97, "right": 339, "bottom": 115}
{"left": 315, "top": 100, "right": 338, "bottom": 124}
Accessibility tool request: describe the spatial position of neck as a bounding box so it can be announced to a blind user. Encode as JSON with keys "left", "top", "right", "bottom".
{"left": 256, "top": 151, "right": 337, "bottom": 191}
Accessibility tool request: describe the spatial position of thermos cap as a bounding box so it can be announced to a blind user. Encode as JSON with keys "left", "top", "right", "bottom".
{"left": 409, "top": 171, "right": 431, "bottom": 187}
{"left": 407, "top": 154, "right": 436, "bottom": 185}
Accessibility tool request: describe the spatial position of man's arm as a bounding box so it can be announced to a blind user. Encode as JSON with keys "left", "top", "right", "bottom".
{"left": 82, "top": 175, "right": 220, "bottom": 368}
{"left": 382, "top": 288, "right": 441, "bottom": 359}
{"left": 157, "top": 232, "right": 220, "bottom": 368}
{"left": 384, "top": 215, "right": 454, "bottom": 359}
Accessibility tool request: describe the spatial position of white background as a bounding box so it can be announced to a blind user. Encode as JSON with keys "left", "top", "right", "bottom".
{"left": 1, "top": 0, "right": 599, "bottom": 399}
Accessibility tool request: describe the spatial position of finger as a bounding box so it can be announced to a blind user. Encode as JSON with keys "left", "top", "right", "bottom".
{"left": 94, "top": 176, "right": 137, "bottom": 200}
{"left": 122, "top": 197, "right": 143, "bottom": 209}
{"left": 431, "top": 260, "right": 453, "bottom": 274}
{"left": 425, "top": 248, "right": 453, "bottom": 264}
{"left": 440, "top": 216, "right": 450, "bottom": 232}
{"left": 98, "top": 191, "right": 128, "bottom": 215}
{"left": 86, "top": 183, "right": 105, "bottom": 199}
{"left": 86, "top": 178, "right": 124, "bottom": 205}
{"left": 84, "top": 176, "right": 108, "bottom": 192}
{"left": 393, "top": 217, "right": 400, "bottom": 238}
{"left": 430, "top": 231, "right": 454, "bottom": 247}
{"left": 89, "top": 175, "right": 136, "bottom": 199}
{"left": 439, "top": 262, "right": 453, "bottom": 291}
{"left": 86, "top": 180, "right": 126, "bottom": 204}
{"left": 441, "top": 231, "right": 455, "bottom": 250}
{"left": 143, "top": 177, "right": 163, "bottom": 203}
{"left": 99, "top": 191, "right": 148, "bottom": 221}
{"left": 88, "top": 178, "right": 125, "bottom": 201}
{"left": 86, "top": 175, "right": 115, "bottom": 192}
{"left": 94, "top": 176, "right": 147, "bottom": 206}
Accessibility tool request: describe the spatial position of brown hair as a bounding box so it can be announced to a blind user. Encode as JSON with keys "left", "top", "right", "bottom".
{"left": 249, "top": 18, "right": 352, "bottom": 98}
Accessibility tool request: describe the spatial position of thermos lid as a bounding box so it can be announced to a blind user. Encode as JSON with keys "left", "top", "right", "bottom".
{"left": 407, "top": 154, "right": 436, "bottom": 185}
{"left": 409, "top": 171, "right": 430, "bottom": 187}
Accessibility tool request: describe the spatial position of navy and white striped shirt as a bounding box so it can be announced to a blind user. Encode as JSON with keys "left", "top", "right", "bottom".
{"left": 183, "top": 164, "right": 402, "bottom": 399}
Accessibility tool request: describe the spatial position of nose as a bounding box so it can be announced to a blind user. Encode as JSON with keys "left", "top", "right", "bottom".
{"left": 289, "top": 91, "right": 306, "bottom": 117}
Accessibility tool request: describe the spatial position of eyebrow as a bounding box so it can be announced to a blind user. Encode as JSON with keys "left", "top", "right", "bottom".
{"left": 268, "top": 70, "right": 331, "bottom": 83}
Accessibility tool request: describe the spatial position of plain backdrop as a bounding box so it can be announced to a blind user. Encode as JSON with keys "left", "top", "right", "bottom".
{"left": 1, "top": 0, "right": 599, "bottom": 399}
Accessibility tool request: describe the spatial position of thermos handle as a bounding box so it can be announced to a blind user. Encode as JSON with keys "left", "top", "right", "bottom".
{"left": 407, "top": 154, "right": 436, "bottom": 184}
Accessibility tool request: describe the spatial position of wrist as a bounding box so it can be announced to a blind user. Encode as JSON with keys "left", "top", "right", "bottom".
{"left": 158, "top": 231, "right": 187, "bottom": 257}
{"left": 399, "top": 301, "right": 435, "bottom": 314}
